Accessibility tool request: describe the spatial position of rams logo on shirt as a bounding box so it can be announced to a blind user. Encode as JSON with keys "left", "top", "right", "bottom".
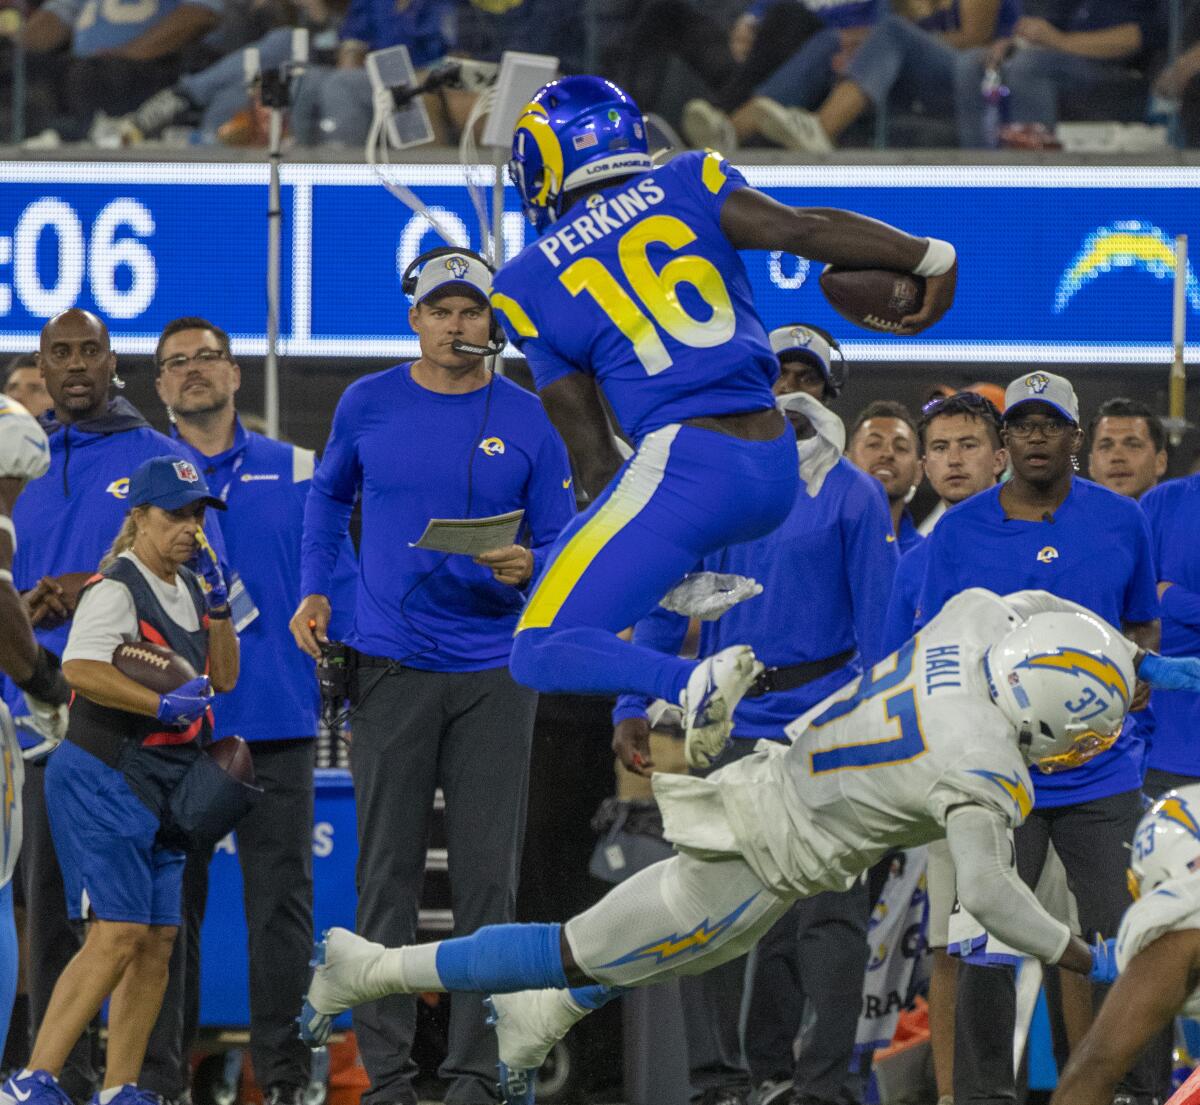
{"left": 106, "top": 478, "right": 130, "bottom": 499}
{"left": 479, "top": 437, "right": 505, "bottom": 457}
{"left": 1036, "top": 546, "right": 1058, "bottom": 564}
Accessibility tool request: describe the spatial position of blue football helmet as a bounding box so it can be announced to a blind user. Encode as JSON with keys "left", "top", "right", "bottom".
{"left": 509, "top": 75, "right": 652, "bottom": 233}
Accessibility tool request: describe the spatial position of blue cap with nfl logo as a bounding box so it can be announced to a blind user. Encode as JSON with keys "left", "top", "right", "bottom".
{"left": 129, "top": 456, "right": 227, "bottom": 511}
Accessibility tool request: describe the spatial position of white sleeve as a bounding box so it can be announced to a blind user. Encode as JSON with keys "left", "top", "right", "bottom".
{"left": 946, "top": 803, "right": 1072, "bottom": 965}
{"left": 62, "top": 581, "right": 138, "bottom": 665}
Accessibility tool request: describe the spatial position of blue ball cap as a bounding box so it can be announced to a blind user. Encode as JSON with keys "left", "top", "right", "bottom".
{"left": 129, "top": 456, "right": 226, "bottom": 512}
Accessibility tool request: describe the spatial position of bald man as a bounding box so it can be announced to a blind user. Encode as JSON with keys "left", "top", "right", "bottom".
{"left": 8, "top": 309, "right": 225, "bottom": 1105}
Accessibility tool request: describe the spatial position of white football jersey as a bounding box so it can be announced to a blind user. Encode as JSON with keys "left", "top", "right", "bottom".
{"left": 1117, "top": 876, "right": 1200, "bottom": 1017}
{"left": 656, "top": 588, "right": 1034, "bottom": 895}
{"left": 0, "top": 703, "right": 23, "bottom": 889}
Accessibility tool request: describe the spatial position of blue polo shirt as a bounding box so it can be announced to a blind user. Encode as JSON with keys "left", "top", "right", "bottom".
{"left": 175, "top": 419, "right": 355, "bottom": 742}
{"left": 897, "top": 510, "right": 923, "bottom": 555}
{"left": 916, "top": 478, "right": 1159, "bottom": 806}
{"left": 3, "top": 399, "right": 226, "bottom": 736}
{"left": 615, "top": 457, "right": 898, "bottom": 739}
{"left": 1140, "top": 475, "right": 1200, "bottom": 777}
{"left": 301, "top": 364, "right": 575, "bottom": 671}
{"left": 882, "top": 538, "right": 930, "bottom": 656}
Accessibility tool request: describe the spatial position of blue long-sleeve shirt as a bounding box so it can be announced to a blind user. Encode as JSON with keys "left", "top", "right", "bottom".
{"left": 614, "top": 458, "right": 898, "bottom": 739}
{"left": 915, "top": 479, "right": 1159, "bottom": 806}
{"left": 175, "top": 419, "right": 356, "bottom": 742}
{"left": 882, "top": 537, "right": 930, "bottom": 656}
{"left": 1141, "top": 475, "right": 1200, "bottom": 776}
{"left": 4, "top": 399, "right": 226, "bottom": 735}
{"left": 301, "top": 364, "right": 575, "bottom": 671}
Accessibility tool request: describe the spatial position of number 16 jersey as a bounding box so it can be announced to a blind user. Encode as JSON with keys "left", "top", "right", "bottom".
{"left": 492, "top": 150, "right": 779, "bottom": 444}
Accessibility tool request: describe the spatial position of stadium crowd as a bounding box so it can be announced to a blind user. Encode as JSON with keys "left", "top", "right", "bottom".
{"left": 0, "top": 0, "right": 1198, "bottom": 148}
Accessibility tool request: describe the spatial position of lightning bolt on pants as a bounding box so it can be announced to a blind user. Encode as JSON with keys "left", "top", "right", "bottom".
{"left": 564, "top": 852, "right": 792, "bottom": 990}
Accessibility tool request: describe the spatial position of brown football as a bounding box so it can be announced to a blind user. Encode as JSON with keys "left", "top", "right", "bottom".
{"left": 209, "top": 735, "right": 255, "bottom": 784}
{"left": 112, "top": 641, "right": 197, "bottom": 695}
{"left": 819, "top": 266, "right": 926, "bottom": 334}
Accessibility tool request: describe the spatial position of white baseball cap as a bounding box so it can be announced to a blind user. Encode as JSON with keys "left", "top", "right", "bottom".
{"left": 412, "top": 252, "right": 493, "bottom": 306}
{"left": 1003, "top": 371, "right": 1080, "bottom": 425}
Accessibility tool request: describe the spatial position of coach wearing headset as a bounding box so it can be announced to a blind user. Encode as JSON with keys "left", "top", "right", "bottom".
{"left": 291, "top": 249, "right": 574, "bottom": 1105}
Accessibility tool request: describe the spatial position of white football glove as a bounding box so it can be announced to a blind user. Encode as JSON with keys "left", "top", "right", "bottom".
{"left": 660, "top": 572, "right": 763, "bottom": 621}
{"left": 21, "top": 694, "right": 68, "bottom": 760}
{"left": 0, "top": 396, "right": 51, "bottom": 481}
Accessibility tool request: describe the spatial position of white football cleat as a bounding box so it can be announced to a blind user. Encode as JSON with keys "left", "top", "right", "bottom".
{"left": 299, "top": 927, "right": 389, "bottom": 1047}
{"left": 680, "top": 645, "right": 763, "bottom": 769}
{"left": 485, "top": 991, "right": 590, "bottom": 1105}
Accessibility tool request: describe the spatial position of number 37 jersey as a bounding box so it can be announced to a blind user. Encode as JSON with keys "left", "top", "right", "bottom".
{"left": 492, "top": 151, "right": 779, "bottom": 443}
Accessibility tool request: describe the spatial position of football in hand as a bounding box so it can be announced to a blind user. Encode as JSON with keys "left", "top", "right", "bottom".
{"left": 112, "top": 641, "right": 197, "bottom": 695}
{"left": 819, "top": 267, "right": 926, "bottom": 334}
{"left": 209, "top": 735, "right": 255, "bottom": 784}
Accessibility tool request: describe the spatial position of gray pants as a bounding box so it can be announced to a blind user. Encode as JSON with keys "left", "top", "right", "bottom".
{"left": 350, "top": 663, "right": 537, "bottom": 1105}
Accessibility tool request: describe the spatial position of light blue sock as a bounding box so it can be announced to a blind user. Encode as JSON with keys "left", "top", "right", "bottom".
{"left": 568, "top": 983, "right": 623, "bottom": 1010}
{"left": 434, "top": 923, "right": 569, "bottom": 993}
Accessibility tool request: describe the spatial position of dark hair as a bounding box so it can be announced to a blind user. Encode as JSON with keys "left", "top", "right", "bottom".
{"left": 1088, "top": 397, "right": 1166, "bottom": 453}
{"left": 849, "top": 400, "right": 918, "bottom": 444}
{"left": 155, "top": 316, "right": 232, "bottom": 367}
{"left": 2, "top": 353, "right": 37, "bottom": 387}
{"left": 918, "top": 392, "right": 1003, "bottom": 451}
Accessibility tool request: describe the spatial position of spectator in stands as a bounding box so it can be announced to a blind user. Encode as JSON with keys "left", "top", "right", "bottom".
{"left": 5, "top": 310, "right": 228, "bottom": 1105}
{"left": 681, "top": 0, "right": 878, "bottom": 150}
{"left": 152, "top": 317, "right": 351, "bottom": 1105}
{"left": 915, "top": 370, "right": 1164, "bottom": 1105}
{"left": 747, "top": 0, "right": 1018, "bottom": 152}
{"left": 2, "top": 355, "right": 52, "bottom": 419}
{"left": 1155, "top": 0, "right": 1200, "bottom": 146}
{"left": 609, "top": 0, "right": 823, "bottom": 142}
{"left": 290, "top": 251, "right": 574, "bottom": 1105}
{"left": 12, "top": 0, "right": 222, "bottom": 142}
{"left": 613, "top": 324, "right": 896, "bottom": 1105}
{"left": 879, "top": 391, "right": 1005, "bottom": 1105}
{"left": 954, "top": 0, "right": 1157, "bottom": 147}
{"left": 846, "top": 400, "right": 923, "bottom": 553}
{"left": 1087, "top": 398, "right": 1168, "bottom": 502}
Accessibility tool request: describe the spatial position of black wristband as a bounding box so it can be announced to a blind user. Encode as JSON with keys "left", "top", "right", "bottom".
{"left": 16, "top": 646, "right": 70, "bottom": 706}
{"left": 208, "top": 605, "right": 233, "bottom": 621}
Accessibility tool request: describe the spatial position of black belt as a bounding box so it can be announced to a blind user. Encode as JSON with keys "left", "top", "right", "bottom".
{"left": 354, "top": 652, "right": 400, "bottom": 669}
{"left": 745, "top": 648, "right": 856, "bottom": 698}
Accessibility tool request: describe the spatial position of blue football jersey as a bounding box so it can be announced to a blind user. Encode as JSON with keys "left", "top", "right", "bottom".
{"left": 492, "top": 150, "right": 780, "bottom": 443}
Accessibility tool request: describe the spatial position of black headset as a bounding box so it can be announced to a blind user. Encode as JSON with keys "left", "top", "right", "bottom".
{"left": 776, "top": 322, "right": 846, "bottom": 399}
{"left": 402, "top": 246, "right": 507, "bottom": 357}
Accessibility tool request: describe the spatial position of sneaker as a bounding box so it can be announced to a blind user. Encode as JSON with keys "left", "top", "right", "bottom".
{"left": 680, "top": 645, "right": 763, "bottom": 769}
{"left": 697, "top": 1089, "right": 750, "bottom": 1105}
{"left": 299, "top": 928, "right": 389, "bottom": 1047}
{"left": 681, "top": 98, "right": 738, "bottom": 152}
{"left": 264, "top": 1087, "right": 304, "bottom": 1105}
{"left": 754, "top": 1082, "right": 792, "bottom": 1105}
{"left": 746, "top": 97, "right": 833, "bottom": 154}
{"left": 84, "top": 1087, "right": 160, "bottom": 1105}
{"left": 484, "top": 990, "right": 589, "bottom": 1104}
{"left": 0, "top": 1070, "right": 73, "bottom": 1105}
{"left": 131, "top": 87, "right": 193, "bottom": 140}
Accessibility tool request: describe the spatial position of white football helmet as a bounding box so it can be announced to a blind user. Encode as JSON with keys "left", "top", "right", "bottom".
{"left": 1129, "top": 785, "right": 1200, "bottom": 898}
{"left": 0, "top": 396, "right": 50, "bottom": 482}
{"left": 984, "top": 609, "right": 1134, "bottom": 774}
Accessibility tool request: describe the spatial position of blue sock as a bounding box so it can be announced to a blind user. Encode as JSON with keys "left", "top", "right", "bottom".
{"left": 568, "top": 984, "right": 623, "bottom": 1010}
{"left": 511, "top": 626, "right": 692, "bottom": 701}
{"left": 434, "top": 923, "right": 569, "bottom": 993}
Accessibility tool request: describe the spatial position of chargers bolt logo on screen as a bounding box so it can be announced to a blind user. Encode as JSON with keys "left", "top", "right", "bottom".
{"left": 479, "top": 437, "right": 505, "bottom": 456}
{"left": 445, "top": 256, "right": 469, "bottom": 279}
{"left": 1055, "top": 221, "right": 1200, "bottom": 315}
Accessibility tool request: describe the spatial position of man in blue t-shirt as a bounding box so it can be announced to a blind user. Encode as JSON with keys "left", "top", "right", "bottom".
{"left": 846, "top": 400, "right": 924, "bottom": 555}
{"left": 292, "top": 250, "right": 575, "bottom": 1105}
{"left": 915, "top": 370, "right": 1163, "bottom": 1105}
{"left": 612, "top": 329, "right": 897, "bottom": 1105}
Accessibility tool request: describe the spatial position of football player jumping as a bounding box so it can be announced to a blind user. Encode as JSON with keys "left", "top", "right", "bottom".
{"left": 301, "top": 589, "right": 1200, "bottom": 1105}
{"left": 0, "top": 395, "right": 70, "bottom": 1047}
{"left": 1052, "top": 785, "right": 1200, "bottom": 1105}
{"left": 493, "top": 76, "right": 958, "bottom": 768}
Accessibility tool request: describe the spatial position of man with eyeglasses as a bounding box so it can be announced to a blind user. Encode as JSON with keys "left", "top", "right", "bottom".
{"left": 2, "top": 308, "right": 227, "bottom": 1105}
{"left": 914, "top": 370, "right": 1164, "bottom": 1105}
{"left": 151, "top": 316, "right": 352, "bottom": 1105}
